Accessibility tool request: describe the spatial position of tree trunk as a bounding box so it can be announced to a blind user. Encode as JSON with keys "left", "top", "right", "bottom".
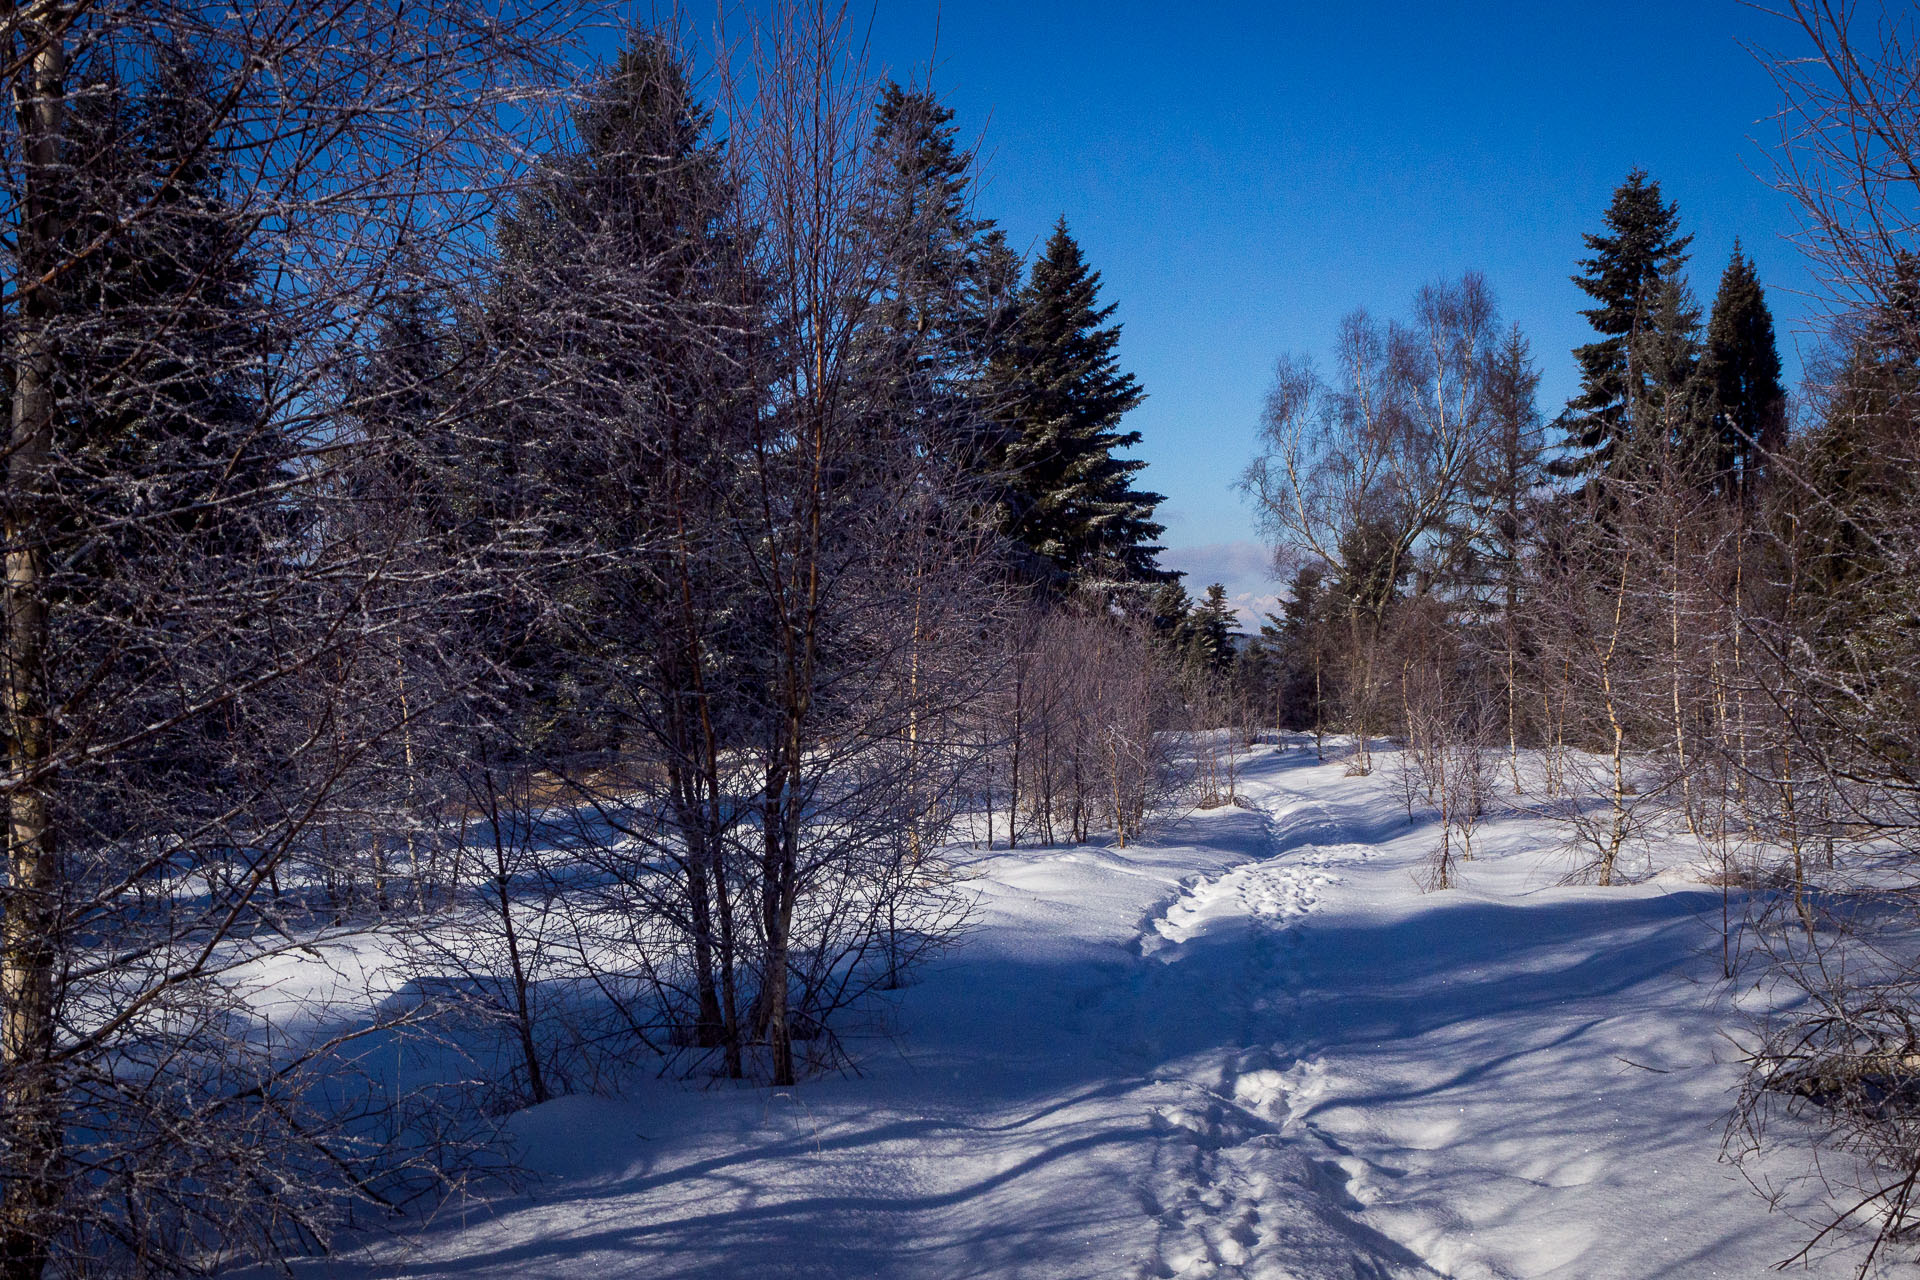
{"left": 1506, "top": 566, "right": 1522, "bottom": 794}
{"left": 1, "top": 15, "right": 69, "bottom": 1275}
{"left": 484, "top": 776, "right": 548, "bottom": 1105}
{"left": 1670, "top": 509, "right": 1697, "bottom": 836}
{"left": 761, "top": 773, "right": 797, "bottom": 1087}
{"left": 671, "top": 762, "right": 725, "bottom": 1049}
{"left": 1313, "top": 649, "right": 1324, "bottom": 762}
{"left": 1006, "top": 668, "right": 1023, "bottom": 850}
{"left": 1598, "top": 557, "right": 1632, "bottom": 888}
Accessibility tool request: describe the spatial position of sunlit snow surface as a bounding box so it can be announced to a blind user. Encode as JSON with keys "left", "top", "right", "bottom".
{"left": 294, "top": 742, "right": 1875, "bottom": 1279}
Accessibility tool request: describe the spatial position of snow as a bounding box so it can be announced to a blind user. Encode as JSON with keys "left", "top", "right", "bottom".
{"left": 291, "top": 741, "right": 1879, "bottom": 1279}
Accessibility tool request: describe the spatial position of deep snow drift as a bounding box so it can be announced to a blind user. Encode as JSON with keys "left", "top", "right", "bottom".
{"left": 296, "top": 742, "right": 1877, "bottom": 1279}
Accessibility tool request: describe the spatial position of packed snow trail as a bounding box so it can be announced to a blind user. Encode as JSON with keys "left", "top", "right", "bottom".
{"left": 297, "top": 744, "right": 1874, "bottom": 1279}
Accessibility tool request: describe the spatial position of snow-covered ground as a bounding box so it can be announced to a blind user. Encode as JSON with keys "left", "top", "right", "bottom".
{"left": 298, "top": 741, "right": 1875, "bottom": 1279}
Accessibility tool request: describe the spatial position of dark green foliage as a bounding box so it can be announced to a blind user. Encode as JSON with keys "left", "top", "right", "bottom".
{"left": 1556, "top": 170, "right": 1693, "bottom": 482}
{"left": 862, "top": 81, "right": 1007, "bottom": 460}
{"left": 347, "top": 292, "right": 468, "bottom": 529}
{"left": 1631, "top": 268, "right": 1709, "bottom": 476}
{"left": 1788, "top": 275, "right": 1920, "bottom": 635}
{"left": 986, "top": 220, "right": 1168, "bottom": 592}
{"left": 52, "top": 52, "right": 287, "bottom": 566}
{"left": 44, "top": 52, "right": 293, "bottom": 836}
{"left": 1150, "top": 579, "right": 1197, "bottom": 651}
{"left": 1769, "top": 282, "right": 1920, "bottom": 769}
{"left": 1463, "top": 325, "right": 1547, "bottom": 613}
{"left": 1698, "top": 244, "right": 1786, "bottom": 504}
{"left": 1149, "top": 578, "right": 1236, "bottom": 680}
{"left": 482, "top": 30, "right": 752, "bottom": 755}
{"left": 1190, "top": 583, "right": 1236, "bottom": 678}
{"left": 1147, "top": 578, "right": 1232, "bottom": 678}
{"left": 1269, "top": 564, "right": 1332, "bottom": 732}
{"left": 344, "top": 291, "right": 533, "bottom": 679}
{"left": 1332, "top": 515, "right": 1409, "bottom": 619}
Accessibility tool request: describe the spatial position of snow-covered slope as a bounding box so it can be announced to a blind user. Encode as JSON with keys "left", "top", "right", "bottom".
{"left": 302, "top": 743, "right": 1869, "bottom": 1279}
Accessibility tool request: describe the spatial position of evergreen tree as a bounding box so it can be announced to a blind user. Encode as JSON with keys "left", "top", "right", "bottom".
{"left": 1698, "top": 243, "right": 1786, "bottom": 505}
{"left": 863, "top": 83, "right": 997, "bottom": 387}
{"left": 1773, "top": 274, "right": 1920, "bottom": 768}
{"left": 43, "top": 52, "right": 292, "bottom": 831}
{"left": 54, "top": 52, "right": 287, "bottom": 565}
{"left": 858, "top": 81, "right": 1022, "bottom": 526}
{"left": 1463, "top": 325, "right": 1547, "bottom": 775}
{"left": 1190, "top": 583, "right": 1236, "bottom": 677}
{"left": 486, "top": 29, "right": 753, "bottom": 752}
{"left": 1789, "top": 265, "right": 1920, "bottom": 628}
{"left": 348, "top": 291, "right": 467, "bottom": 536}
{"left": 986, "top": 219, "right": 1167, "bottom": 591}
{"left": 1631, "top": 266, "right": 1708, "bottom": 475}
{"left": 1332, "top": 515, "right": 1407, "bottom": 621}
{"left": 1556, "top": 170, "right": 1693, "bottom": 482}
{"left": 1465, "top": 325, "right": 1547, "bottom": 608}
{"left": 1149, "top": 578, "right": 1197, "bottom": 651}
{"left": 1271, "top": 564, "right": 1331, "bottom": 733}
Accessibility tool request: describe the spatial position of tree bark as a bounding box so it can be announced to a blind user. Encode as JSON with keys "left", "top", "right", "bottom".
{"left": 1, "top": 11, "right": 69, "bottom": 1274}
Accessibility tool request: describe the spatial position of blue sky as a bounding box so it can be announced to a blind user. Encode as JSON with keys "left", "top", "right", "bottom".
{"left": 843, "top": 1, "right": 1822, "bottom": 625}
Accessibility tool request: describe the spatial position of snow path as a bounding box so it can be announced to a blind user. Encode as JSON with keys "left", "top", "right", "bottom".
{"left": 298, "top": 745, "right": 1872, "bottom": 1279}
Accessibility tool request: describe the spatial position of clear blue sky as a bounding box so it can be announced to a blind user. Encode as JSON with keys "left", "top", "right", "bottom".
{"left": 842, "top": 1, "right": 1820, "bottom": 624}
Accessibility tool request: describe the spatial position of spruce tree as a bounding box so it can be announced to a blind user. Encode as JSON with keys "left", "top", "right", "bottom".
{"left": 1149, "top": 579, "right": 1196, "bottom": 651}
{"left": 1556, "top": 170, "right": 1693, "bottom": 481}
{"left": 1631, "top": 266, "right": 1708, "bottom": 475}
{"left": 864, "top": 85, "right": 992, "bottom": 369}
{"left": 55, "top": 52, "right": 287, "bottom": 564}
{"left": 487, "top": 30, "right": 751, "bottom": 751}
{"left": 1463, "top": 326, "right": 1547, "bottom": 614}
{"left": 860, "top": 83, "right": 1016, "bottom": 478}
{"left": 348, "top": 291, "right": 465, "bottom": 535}
{"left": 1697, "top": 243, "right": 1786, "bottom": 505}
{"left": 987, "top": 219, "right": 1167, "bottom": 591}
{"left": 1790, "top": 263, "right": 1920, "bottom": 629}
{"left": 1272, "top": 564, "right": 1330, "bottom": 734}
{"left": 1190, "top": 583, "right": 1236, "bottom": 677}
{"left": 32, "top": 52, "right": 292, "bottom": 833}
{"left": 1464, "top": 326, "right": 1546, "bottom": 782}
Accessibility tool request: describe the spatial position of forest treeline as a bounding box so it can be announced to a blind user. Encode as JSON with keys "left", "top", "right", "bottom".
{"left": 0, "top": 2, "right": 1235, "bottom": 1275}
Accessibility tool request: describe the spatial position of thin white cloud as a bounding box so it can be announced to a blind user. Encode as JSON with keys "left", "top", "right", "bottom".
{"left": 1159, "top": 539, "right": 1276, "bottom": 586}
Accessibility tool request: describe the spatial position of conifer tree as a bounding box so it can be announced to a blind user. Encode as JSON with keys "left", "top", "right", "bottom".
{"left": 56, "top": 52, "right": 287, "bottom": 565}
{"left": 1464, "top": 325, "right": 1546, "bottom": 784}
{"left": 488, "top": 28, "right": 761, "bottom": 1055}
{"left": 1790, "top": 265, "right": 1920, "bottom": 637}
{"left": 864, "top": 87, "right": 1000, "bottom": 366}
{"left": 1631, "top": 266, "right": 1708, "bottom": 475}
{"left": 47, "top": 53, "right": 293, "bottom": 823}
{"left": 1466, "top": 326, "right": 1547, "bottom": 604}
{"left": 487, "top": 29, "right": 750, "bottom": 749}
{"left": 1190, "top": 583, "right": 1237, "bottom": 677}
{"left": 1150, "top": 579, "right": 1196, "bottom": 651}
{"left": 858, "top": 79, "right": 1046, "bottom": 591}
{"left": 1556, "top": 170, "right": 1693, "bottom": 481}
{"left": 1272, "top": 564, "right": 1331, "bottom": 736}
{"left": 987, "top": 219, "right": 1167, "bottom": 591}
{"left": 1698, "top": 243, "right": 1786, "bottom": 505}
